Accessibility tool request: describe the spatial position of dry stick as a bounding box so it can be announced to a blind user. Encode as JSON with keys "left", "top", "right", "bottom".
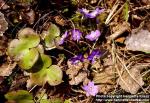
{"left": 142, "top": 68, "right": 150, "bottom": 77}
{"left": 126, "top": 54, "right": 144, "bottom": 64}
{"left": 97, "top": 0, "right": 103, "bottom": 6}
{"left": 79, "top": 41, "right": 92, "bottom": 49}
{"left": 29, "top": 85, "right": 37, "bottom": 93}
{"left": 33, "top": 13, "right": 50, "bottom": 29}
{"left": 113, "top": 62, "right": 134, "bottom": 94}
{"left": 113, "top": 78, "right": 119, "bottom": 94}
{"left": 132, "top": 5, "right": 150, "bottom": 12}
{"left": 111, "top": 42, "right": 131, "bottom": 93}
{"left": 116, "top": 54, "right": 147, "bottom": 93}
{"left": 108, "top": 3, "right": 126, "bottom": 24}
{"left": 0, "top": 0, "right": 9, "bottom": 8}
{"left": 105, "top": 0, "right": 119, "bottom": 25}
{"left": 80, "top": 97, "right": 92, "bottom": 103}
{"left": 63, "top": 48, "right": 76, "bottom": 56}
{"left": 91, "top": 38, "right": 98, "bottom": 52}
{"left": 35, "top": 85, "right": 46, "bottom": 103}
{"left": 145, "top": 86, "right": 150, "bottom": 93}
{"left": 129, "top": 2, "right": 150, "bottom": 16}
{"left": 67, "top": 40, "right": 80, "bottom": 51}
{"left": 71, "top": 88, "right": 85, "bottom": 94}
{"left": 69, "top": 19, "right": 75, "bottom": 30}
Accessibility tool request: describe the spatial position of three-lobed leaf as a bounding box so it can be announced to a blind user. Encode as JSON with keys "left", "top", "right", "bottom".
{"left": 8, "top": 28, "right": 40, "bottom": 61}
{"left": 30, "top": 64, "right": 62, "bottom": 86}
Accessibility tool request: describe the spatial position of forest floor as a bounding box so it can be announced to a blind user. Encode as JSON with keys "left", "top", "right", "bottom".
{"left": 0, "top": 0, "right": 150, "bottom": 103}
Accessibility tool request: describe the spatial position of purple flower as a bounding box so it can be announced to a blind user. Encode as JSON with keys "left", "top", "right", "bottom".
{"left": 85, "top": 30, "right": 101, "bottom": 41}
{"left": 70, "top": 54, "right": 84, "bottom": 64}
{"left": 72, "top": 29, "right": 82, "bottom": 41}
{"left": 79, "top": 8, "right": 89, "bottom": 15}
{"left": 88, "top": 49, "right": 101, "bottom": 63}
{"left": 79, "top": 7, "right": 104, "bottom": 18}
{"left": 82, "top": 81, "right": 98, "bottom": 96}
{"left": 59, "top": 31, "right": 68, "bottom": 45}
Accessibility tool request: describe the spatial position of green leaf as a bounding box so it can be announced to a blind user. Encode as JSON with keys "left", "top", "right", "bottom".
{"left": 46, "top": 65, "right": 63, "bottom": 86}
{"left": 8, "top": 28, "right": 40, "bottom": 61}
{"left": 35, "top": 89, "right": 49, "bottom": 103}
{"left": 64, "top": 99, "right": 72, "bottom": 103}
{"left": 42, "top": 23, "right": 60, "bottom": 49}
{"left": 28, "top": 53, "right": 52, "bottom": 73}
{"left": 123, "top": 2, "right": 129, "bottom": 21}
{"left": 40, "top": 99, "right": 50, "bottom": 103}
{"left": 41, "top": 54, "right": 52, "bottom": 69}
{"left": 18, "top": 48, "right": 39, "bottom": 70}
{"left": 5, "top": 90, "right": 34, "bottom": 103}
{"left": 30, "top": 68, "right": 47, "bottom": 85}
{"left": 49, "top": 98, "right": 63, "bottom": 103}
{"left": 29, "top": 54, "right": 53, "bottom": 85}
{"left": 30, "top": 65, "right": 62, "bottom": 86}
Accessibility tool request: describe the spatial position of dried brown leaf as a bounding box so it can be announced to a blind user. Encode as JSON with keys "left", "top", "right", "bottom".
{"left": 21, "top": 9, "right": 35, "bottom": 25}
{"left": 66, "top": 60, "right": 89, "bottom": 85}
{"left": 66, "top": 61, "right": 83, "bottom": 79}
{"left": 118, "top": 66, "right": 144, "bottom": 94}
{"left": 69, "top": 71, "right": 87, "bottom": 85}
{"left": 109, "top": 22, "right": 130, "bottom": 41}
{"left": 93, "top": 56, "right": 115, "bottom": 84}
{"left": 0, "top": 36, "right": 7, "bottom": 56}
{"left": 98, "top": 84, "right": 114, "bottom": 94}
{"left": 0, "top": 61, "right": 16, "bottom": 76}
{"left": 0, "top": 12, "right": 8, "bottom": 36}
{"left": 93, "top": 67, "right": 115, "bottom": 84}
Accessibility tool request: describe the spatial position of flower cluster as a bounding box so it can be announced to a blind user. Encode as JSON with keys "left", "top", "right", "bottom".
{"left": 59, "top": 29, "right": 101, "bottom": 45}
{"left": 70, "top": 49, "right": 101, "bottom": 65}
{"left": 60, "top": 7, "right": 104, "bottom": 97}
{"left": 58, "top": 7, "right": 104, "bottom": 45}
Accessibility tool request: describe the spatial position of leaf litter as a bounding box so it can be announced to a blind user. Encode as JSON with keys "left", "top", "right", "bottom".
{"left": 0, "top": 0, "right": 150, "bottom": 103}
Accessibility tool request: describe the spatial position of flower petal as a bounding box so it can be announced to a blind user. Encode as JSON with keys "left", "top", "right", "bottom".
{"left": 72, "top": 29, "right": 82, "bottom": 41}
{"left": 88, "top": 49, "right": 101, "bottom": 63}
{"left": 88, "top": 81, "right": 95, "bottom": 87}
{"left": 85, "top": 30, "right": 101, "bottom": 41}
{"left": 59, "top": 31, "right": 68, "bottom": 45}
{"left": 88, "top": 8, "right": 104, "bottom": 18}
{"left": 79, "top": 8, "right": 89, "bottom": 15}
{"left": 70, "top": 54, "right": 84, "bottom": 64}
{"left": 79, "top": 7, "right": 104, "bottom": 18}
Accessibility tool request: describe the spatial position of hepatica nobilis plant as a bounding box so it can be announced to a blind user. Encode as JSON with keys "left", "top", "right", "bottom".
{"left": 7, "top": 6, "right": 104, "bottom": 97}
{"left": 57, "top": 7, "right": 104, "bottom": 96}
{"left": 8, "top": 24, "right": 63, "bottom": 86}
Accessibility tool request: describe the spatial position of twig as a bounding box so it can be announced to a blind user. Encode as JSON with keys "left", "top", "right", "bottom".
{"left": 105, "top": 0, "right": 119, "bottom": 25}
{"left": 29, "top": 85, "right": 37, "bottom": 93}
{"left": 33, "top": 13, "right": 50, "bottom": 29}
{"left": 111, "top": 42, "right": 131, "bottom": 92}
